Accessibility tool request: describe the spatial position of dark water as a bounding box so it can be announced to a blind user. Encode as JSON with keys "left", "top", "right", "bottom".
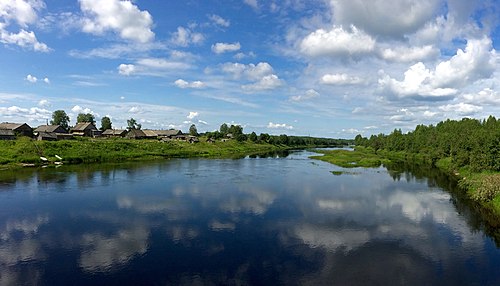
{"left": 0, "top": 151, "right": 499, "bottom": 285}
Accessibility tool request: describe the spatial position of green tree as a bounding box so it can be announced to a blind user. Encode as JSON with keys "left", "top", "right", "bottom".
{"left": 249, "top": 131, "right": 258, "bottom": 142}
{"left": 127, "top": 118, "right": 141, "bottom": 130}
{"left": 220, "top": 123, "right": 229, "bottom": 135}
{"left": 50, "top": 110, "right": 70, "bottom": 129}
{"left": 77, "top": 113, "right": 95, "bottom": 123}
{"left": 189, "top": 124, "right": 198, "bottom": 136}
{"left": 101, "top": 116, "right": 112, "bottom": 131}
{"left": 228, "top": 125, "right": 243, "bottom": 136}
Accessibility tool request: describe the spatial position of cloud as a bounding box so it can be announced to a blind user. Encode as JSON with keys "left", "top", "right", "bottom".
{"left": 26, "top": 74, "right": 37, "bottom": 83}
{"left": 242, "top": 74, "right": 283, "bottom": 91}
{"left": 290, "top": 89, "right": 320, "bottom": 101}
{"left": 300, "top": 25, "right": 375, "bottom": 58}
{"left": 379, "top": 45, "right": 439, "bottom": 62}
{"left": 0, "top": 105, "right": 51, "bottom": 122}
{"left": 208, "top": 14, "right": 230, "bottom": 27}
{"left": 268, "top": 122, "right": 293, "bottom": 130}
{"left": 0, "top": 27, "right": 50, "bottom": 52}
{"left": 330, "top": 0, "right": 440, "bottom": 38}
{"left": 321, "top": 73, "right": 363, "bottom": 85}
{"left": 379, "top": 38, "right": 496, "bottom": 99}
{"left": 438, "top": 103, "right": 483, "bottom": 116}
{"left": 221, "top": 62, "right": 274, "bottom": 80}
{"left": 128, "top": 106, "right": 142, "bottom": 113}
{"left": 71, "top": 105, "right": 94, "bottom": 114}
{"left": 174, "top": 79, "right": 205, "bottom": 89}
{"left": 171, "top": 26, "right": 204, "bottom": 47}
{"left": 118, "top": 64, "right": 135, "bottom": 76}
{"left": 0, "top": 0, "right": 50, "bottom": 52}
{"left": 38, "top": 99, "right": 50, "bottom": 107}
{"left": 243, "top": 0, "right": 258, "bottom": 9}
{"left": 43, "top": 77, "right": 50, "bottom": 84}
{"left": 118, "top": 57, "right": 192, "bottom": 76}
{"left": 212, "top": 42, "right": 241, "bottom": 54}
{"left": 79, "top": 0, "right": 154, "bottom": 43}
{"left": 187, "top": 112, "right": 198, "bottom": 120}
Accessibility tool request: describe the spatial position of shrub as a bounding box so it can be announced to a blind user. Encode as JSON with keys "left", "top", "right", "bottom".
{"left": 470, "top": 174, "right": 500, "bottom": 202}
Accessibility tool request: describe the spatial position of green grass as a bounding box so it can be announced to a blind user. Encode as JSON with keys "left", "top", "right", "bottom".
{"left": 0, "top": 137, "right": 285, "bottom": 168}
{"left": 310, "top": 147, "right": 391, "bottom": 168}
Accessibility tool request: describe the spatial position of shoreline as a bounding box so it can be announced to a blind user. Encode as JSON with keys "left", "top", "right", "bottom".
{"left": 310, "top": 147, "right": 500, "bottom": 222}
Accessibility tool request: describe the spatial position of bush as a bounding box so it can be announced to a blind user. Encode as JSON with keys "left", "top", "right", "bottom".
{"left": 470, "top": 174, "right": 500, "bottom": 202}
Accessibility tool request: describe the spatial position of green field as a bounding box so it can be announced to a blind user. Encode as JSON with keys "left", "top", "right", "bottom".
{"left": 0, "top": 137, "right": 286, "bottom": 168}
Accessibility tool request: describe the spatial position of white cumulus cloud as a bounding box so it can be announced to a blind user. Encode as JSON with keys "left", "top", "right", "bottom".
{"left": 212, "top": 42, "right": 241, "bottom": 54}
{"left": 439, "top": 103, "right": 482, "bottom": 116}
{"left": 171, "top": 26, "right": 204, "bottom": 47}
{"left": 174, "top": 79, "right": 205, "bottom": 89}
{"left": 26, "top": 74, "right": 37, "bottom": 83}
{"left": 300, "top": 25, "right": 375, "bottom": 58}
{"left": 290, "top": 89, "right": 320, "bottom": 101}
{"left": 321, "top": 73, "right": 363, "bottom": 85}
{"left": 118, "top": 64, "right": 135, "bottom": 76}
{"left": 268, "top": 122, "right": 293, "bottom": 130}
{"left": 242, "top": 74, "right": 283, "bottom": 91}
{"left": 209, "top": 14, "right": 230, "bottom": 27}
{"left": 187, "top": 112, "right": 199, "bottom": 120}
{"left": 79, "top": 0, "right": 155, "bottom": 43}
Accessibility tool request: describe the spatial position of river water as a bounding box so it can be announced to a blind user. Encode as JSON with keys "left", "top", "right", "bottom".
{"left": 0, "top": 150, "right": 499, "bottom": 285}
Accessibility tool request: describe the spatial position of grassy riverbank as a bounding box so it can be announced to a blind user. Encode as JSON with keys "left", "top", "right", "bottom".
{"left": 0, "top": 137, "right": 287, "bottom": 168}
{"left": 311, "top": 147, "right": 500, "bottom": 218}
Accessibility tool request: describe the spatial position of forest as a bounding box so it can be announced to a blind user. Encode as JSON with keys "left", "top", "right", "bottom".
{"left": 354, "top": 116, "right": 500, "bottom": 172}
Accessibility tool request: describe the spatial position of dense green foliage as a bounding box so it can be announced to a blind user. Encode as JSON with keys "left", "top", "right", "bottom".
{"left": 50, "top": 110, "right": 70, "bottom": 129}
{"left": 77, "top": 113, "right": 95, "bottom": 124}
{"left": 355, "top": 116, "right": 500, "bottom": 172}
{"left": 101, "top": 116, "right": 112, "bottom": 131}
{"left": 353, "top": 116, "right": 500, "bottom": 213}
{"left": 311, "top": 147, "right": 390, "bottom": 168}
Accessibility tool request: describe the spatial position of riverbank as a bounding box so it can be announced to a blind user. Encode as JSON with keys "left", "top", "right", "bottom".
{"left": 311, "top": 147, "right": 500, "bottom": 219}
{"left": 0, "top": 137, "right": 292, "bottom": 169}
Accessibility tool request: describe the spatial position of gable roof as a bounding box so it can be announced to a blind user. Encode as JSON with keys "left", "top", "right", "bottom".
{"left": 142, "top": 130, "right": 159, "bottom": 137}
{"left": 155, "top": 129, "right": 182, "bottom": 136}
{"left": 72, "top": 122, "right": 97, "bottom": 131}
{"left": 102, "top": 129, "right": 127, "bottom": 136}
{"left": 126, "top": 129, "right": 146, "bottom": 138}
{"left": 35, "top": 125, "right": 67, "bottom": 133}
{"left": 0, "top": 122, "right": 31, "bottom": 130}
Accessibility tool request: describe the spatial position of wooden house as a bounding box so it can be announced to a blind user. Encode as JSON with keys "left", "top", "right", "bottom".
{"left": 0, "top": 122, "right": 33, "bottom": 137}
{"left": 0, "top": 129, "right": 16, "bottom": 140}
{"left": 125, "top": 129, "right": 147, "bottom": 139}
{"left": 102, "top": 129, "right": 127, "bottom": 138}
{"left": 142, "top": 130, "right": 159, "bottom": 139}
{"left": 36, "top": 131, "right": 58, "bottom": 141}
{"left": 35, "top": 125, "right": 68, "bottom": 134}
{"left": 71, "top": 122, "right": 98, "bottom": 137}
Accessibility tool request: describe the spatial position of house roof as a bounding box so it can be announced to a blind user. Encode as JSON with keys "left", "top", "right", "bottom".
{"left": 37, "top": 131, "right": 58, "bottom": 139}
{"left": 0, "top": 122, "right": 30, "bottom": 130}
{"left": 72, "top": 122, "right": 97, "bottom": 131}
{"left": 0, "top": 129, "right": 15, "bottom": 136}
{"left": 155, "top": 129, "right": 182, "bottom": 136}
{"left": 35, "top": 125, "right": 66, "bottom": 133}
{"left": 126, "top": 129, "right": 146, "bottom": 137}
{"left": 142, "top": 130, "right": 159, "bottom": 137}
{"left": 102, "top": 129, "right": 127, "bottom": 135}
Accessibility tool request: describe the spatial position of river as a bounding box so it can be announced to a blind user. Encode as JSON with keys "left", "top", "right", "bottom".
{"left": 0, "top": 150, "right": 499, "bottom": 285}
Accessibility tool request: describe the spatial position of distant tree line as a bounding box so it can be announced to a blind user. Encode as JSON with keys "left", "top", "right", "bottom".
{"left": 354, "top": 116, "right": 500, "bottom": 172}
{"left": 205, "top": 123, "right": 352, "bottom": 147}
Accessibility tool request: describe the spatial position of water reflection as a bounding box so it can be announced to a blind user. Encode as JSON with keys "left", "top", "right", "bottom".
{"left": 0, "top": 153, "right": 499, "bottom": 285}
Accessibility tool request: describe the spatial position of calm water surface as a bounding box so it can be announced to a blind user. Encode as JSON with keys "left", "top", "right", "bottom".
{"left": 0, "top": 150, "right": 499, "bottom": 285}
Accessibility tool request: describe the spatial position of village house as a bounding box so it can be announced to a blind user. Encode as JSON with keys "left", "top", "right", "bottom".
{"left": 142, "top": 130, "right": 160, "bottom": 139}
{"left": 102, "top": 129, "right": 127, "bottom": 138}
{"left": 71, "top": 122, "right": 98, "bottom": 137}
{"left": 0, "top": 122, "right": 33, "bottom": 138}
{"left": 125, "top": 129, "right": 147, "bottom": 139}
{"left": 35, "top": 125, "right": 68, "bottom": 134}
{"left": 0, "top": 129, "right": 16, "bottom": 140}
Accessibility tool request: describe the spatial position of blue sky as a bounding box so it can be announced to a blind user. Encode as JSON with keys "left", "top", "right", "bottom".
{"left": 0, "top": 0, "right": 499, "bottom": 138}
